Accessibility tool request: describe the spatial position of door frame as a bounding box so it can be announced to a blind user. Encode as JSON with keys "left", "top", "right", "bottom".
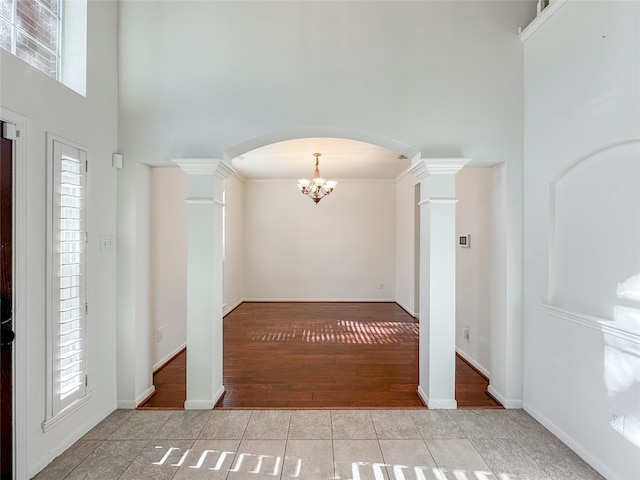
{"left": 1, "top": 109, "right": 27, "bottom": 480}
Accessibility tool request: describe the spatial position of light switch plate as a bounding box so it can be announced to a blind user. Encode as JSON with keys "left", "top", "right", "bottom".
{"left": 100, "top": 235, "right": 115, "bottom": 252}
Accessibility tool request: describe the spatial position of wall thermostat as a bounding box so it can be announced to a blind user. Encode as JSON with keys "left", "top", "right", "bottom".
{"left": 458, "top": 234, "right": 470, "bottom": 248}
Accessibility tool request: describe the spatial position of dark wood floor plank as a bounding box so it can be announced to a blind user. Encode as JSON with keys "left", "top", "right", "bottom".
{"left": 139, "top": 302, "right": 502, "bottom": 409}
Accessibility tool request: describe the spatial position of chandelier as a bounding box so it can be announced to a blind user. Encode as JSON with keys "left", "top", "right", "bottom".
{"left": 297, "top": 153, "right": 337, "bottom": 204}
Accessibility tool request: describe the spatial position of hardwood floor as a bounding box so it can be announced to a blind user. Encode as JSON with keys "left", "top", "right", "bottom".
{"left": 139, "top": 302, "right": 502, "bottom": 409}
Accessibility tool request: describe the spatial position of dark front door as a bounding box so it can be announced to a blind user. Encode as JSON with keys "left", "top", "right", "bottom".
{"left": 0, "top": 121, "right": 14, "bottom": 480}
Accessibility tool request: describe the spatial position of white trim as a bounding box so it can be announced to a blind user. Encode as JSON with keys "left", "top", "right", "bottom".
{"left": 408, "top": 158, "right": 470, "bottom": 180}
{"left": 185, "top": 386, "right": 225, "bottom": 410}
{"left": 244, "top": 178, "right": 395, "bottom": 184}
{"left": 222, "top": 127, "right": 421, "bottom": 165}
{"left": 185, "top": 400, "right": 216, "bottom": 410}
{"left": 487, "top": 385, "right": 523, "bottom": 409}
{"left": 41, "top": 390, "right": 93, "bottom": 432}
{"left": 31, "top": 400, "right": 117, "bottom": 478}
{"left": 136, "top": 385, "right": 156, "bottom": 407}
{"left": 116, "top": 400, "right": 137, "bottom": 409}
{"left": 418, "top": 198, "right": 458, "bottom": 206}
{"left": 417, "top": 385, "right": 429, "bottom": 406}
{"left": 242, "top": 297, "right": 397, "bottom": 303}
{"left": 547, "top": 140, "right": 640, "bottom": 302}
{"left": 455, "top": 347, "right": 490, "bottom": 379}
{"left": 428, "top": 399, "right": 458, "bottom": 409}
{"left": 153, "top": 342, "right": 186, "bottom": 372}
{"left": 542, "top": 303, "right": 640, "bottom": 344}
{"left": 417, "top": 386, "right": 457, "bottom": 409}
{"left": 395, "top": 299, "right": 416, "bottom": 318}
{"left": 185, "top": 198, "right": 215, "bottom": 205}
{"left": 519, "top": 0, "right": 569, "bottom": 43}
{"left": 1, "top": 108, "right": 28, "bottom": 480}
{"left": 223, "top": 299, "right": 244, "bottom": 316}
{"left": 45, "top": 133, "right": 89, "bottom": 420}
{"left": 173, "top": 158, "right": 236, "bottom": 179}
{"left": 523, "top": 401, "right": 616, "bottom": 480}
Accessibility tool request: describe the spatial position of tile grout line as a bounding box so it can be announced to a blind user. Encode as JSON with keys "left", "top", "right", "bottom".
{"left": 281, "top": 410, "right": 292, "bottom": 480}
{"left": 330, "top": 410, "right": 336, "bottom": 480}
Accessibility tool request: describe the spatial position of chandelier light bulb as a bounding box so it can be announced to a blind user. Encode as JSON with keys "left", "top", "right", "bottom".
{"left": 297, "top": 153, "right": 337, "bottom": 205}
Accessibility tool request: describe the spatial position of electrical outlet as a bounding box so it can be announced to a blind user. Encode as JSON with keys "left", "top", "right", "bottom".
{"left": 156, "top": 327, "right": 163, "bottom": 343}
{"left": 379, "top": 282, "right": 384, "bottom": 290}
{"left": 464, "top": 324, "right": 470, "bottom": 340}
{"left": 609, "top": 408, "right": 624, "bottom": 434}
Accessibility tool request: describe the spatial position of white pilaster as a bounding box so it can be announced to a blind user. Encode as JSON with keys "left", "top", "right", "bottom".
{"left": 173, "top": 158, "right": 236, "bottom": 409}
{"left": 409, "top": 158, "right": 469, "bottom": 409}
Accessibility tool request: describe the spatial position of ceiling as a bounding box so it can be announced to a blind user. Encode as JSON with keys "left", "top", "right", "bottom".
{"left": 231, "top": 137, "right": 410, "bottom": 181}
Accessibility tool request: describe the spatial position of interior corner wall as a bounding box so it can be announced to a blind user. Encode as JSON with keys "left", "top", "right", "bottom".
{"left": 223, "top": 175, "right": 245, "bottom": 313}
{"left": 395, "top": 173, "right": 418, "bottom": 316}
{"left": 150, "top": 167, "right": 187, "bottom": 369}
{"left": 134, "top": 163, "right": 154, "bottom": 404}
{"left": 455, "top": 168, "right": 492, "bottom": 376}
{"left": 0, "top": 1, "right": 120, "bottom": 476}
{"left": 243, "top": 180, "right": 396, "bottom": 301}
{"left": 522, "top": 2, "right": 640, "bottom": 479}
{"left": 489, "top": 161, "right": 507, "bottom": 396}
{"left": 117, "top": 159, "right": 155, "bottom": 410}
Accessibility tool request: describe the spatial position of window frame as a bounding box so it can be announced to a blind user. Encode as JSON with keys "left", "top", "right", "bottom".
{"left": 0, "top": 0, "right": 63, "bottom": 80}
{"left": 0, "top": 0, "right": 87, "bottom": 96}
{"left": 43, "top": 133, "right": 91, "bottom": 431}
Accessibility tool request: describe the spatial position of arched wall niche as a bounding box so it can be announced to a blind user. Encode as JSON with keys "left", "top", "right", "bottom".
{"left": 548, "top": 139, "right": 640, "bottom": 318}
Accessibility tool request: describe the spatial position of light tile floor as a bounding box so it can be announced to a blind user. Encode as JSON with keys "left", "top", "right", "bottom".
{"left": 33, "top": 409, "right": 604, "bottom": 480}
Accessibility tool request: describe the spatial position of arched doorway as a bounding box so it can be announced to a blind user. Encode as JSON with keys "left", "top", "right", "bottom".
{"left": 174, "top": 127, "right": 469, "bottom": 409}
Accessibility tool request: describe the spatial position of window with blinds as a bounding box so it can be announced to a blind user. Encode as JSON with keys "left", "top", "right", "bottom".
{"left": 46, "top": 138, "right": 87, "bottom": 421}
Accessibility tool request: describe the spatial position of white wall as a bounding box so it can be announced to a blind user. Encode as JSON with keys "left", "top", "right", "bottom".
{"left": 150, "top": 167, "right": 187, "bottom": 368}
{"left": 148, "top": 168, "right": 245, "bottom": 371}
{"left": 117, "top": 0, "right": 533, "bottom": 416}
{"left": 135, "top": 164, "right": 154, "bottom": 403}
{"left": 456, "top": 168, "right": 492, "bottom": 376}
{"left": 522, "top": 2, "right": 640, "bottom": 479}
{"left": 395, "top": 173, "right": 418, "bottom": 315}
{"left": 243, "top": 180, "right": 396, "bottom": 300}
{"left": 224, "top": 174, "right": 245, "bottom": 313}
{"left": 0, "top": 1, "right": 120, "bottom": 476}
{"left": 118, "top": 1, "right": 533, "bottom": 167}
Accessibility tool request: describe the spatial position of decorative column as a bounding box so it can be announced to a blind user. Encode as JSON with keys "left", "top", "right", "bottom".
{"left": 173, "top": 158, "right": 236, "bottom": 409}
{"left": 409, "top": 158, "right": 469, "bottom": 409}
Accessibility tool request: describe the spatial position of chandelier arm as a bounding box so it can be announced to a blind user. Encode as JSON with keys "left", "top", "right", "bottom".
{"left": 298, "top": 152, "right": 335, "bottom": 205}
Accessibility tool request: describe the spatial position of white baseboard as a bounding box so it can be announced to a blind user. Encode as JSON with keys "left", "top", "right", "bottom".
{"left": 117, "top": 400, "right": 136, "bottom": 409}
{"left": 185, "top": 385, "right": 225, "bottom": 410}
{"left": 487, "top": 385, "right": 523, "bottom": 409}
{"left": 417, "top": 385, "right": 457, "bottom": 409}
{"left": 223, "top": 299, "right": 243, "bottom": 316}
{"left": 455, "top": 347, "right": 490, "bottom": 378}
{"left": 417, "top": 385, "right": 428, "bottom": 406}
{"left": 29, "top": 401, "right": 118, "bottom": 479}
{"left": 136, "top": 385, "right": 156, "bottom": 407}
{"left": 395, "top": 299, "right": 416, "bottom": 317}
{"left": 184, "top": 400, "right": 216, "bottom": 410}
{"left": 243, "top": 297, "right": 397, "bottom": 302}
{"left": 153, "top": 342, "right": 187, "bottom": 372}
{"left": 523, "top": 401, "right": 617, "bottom": 480}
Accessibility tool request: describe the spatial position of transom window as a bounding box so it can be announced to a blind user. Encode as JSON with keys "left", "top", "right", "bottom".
{"left": 0, "top": 0, "right": 61, "bottom": 79}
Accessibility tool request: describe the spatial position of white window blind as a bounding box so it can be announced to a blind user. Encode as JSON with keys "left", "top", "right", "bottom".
{"left": 46, "top": 138, "right": 87, "bottom": 422}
